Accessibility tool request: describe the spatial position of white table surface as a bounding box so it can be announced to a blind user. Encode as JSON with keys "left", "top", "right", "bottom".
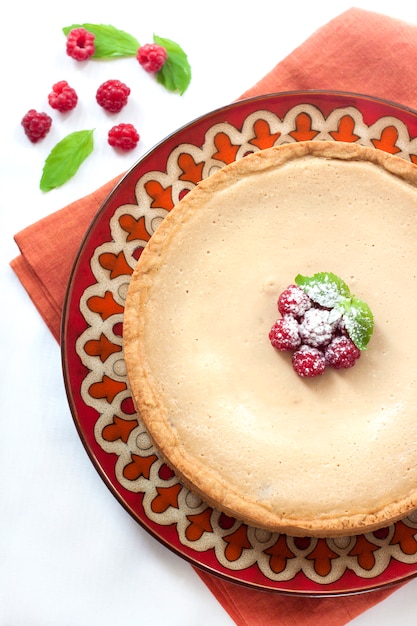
{"left": 3, "top": 2, "right": 417, "bottom": 624}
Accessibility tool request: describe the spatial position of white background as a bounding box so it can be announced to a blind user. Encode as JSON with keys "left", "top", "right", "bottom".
{"left": 3, "top": 2, "right": 417, "bottom": 624}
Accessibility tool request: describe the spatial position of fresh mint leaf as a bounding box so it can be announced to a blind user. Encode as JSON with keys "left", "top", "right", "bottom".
{"left": 343, "top": 297, "right": 374, "bottom": 350}
{"left": 40, "top": 130, "right": 94, "bottom": 191}
{"left": 153, "top": 35, "right": 192, "bottom": 94}
{"left": 295, "top": 271, "right": 374, "bottom": 350}
{"left": 63, "top": 24, "right": 140, "bottom": 58}
{"left": 327, "top": 305, "right": 345, "bottom": 325}
{"left": 295, "top": 272, "right": 351, "bottom": 308}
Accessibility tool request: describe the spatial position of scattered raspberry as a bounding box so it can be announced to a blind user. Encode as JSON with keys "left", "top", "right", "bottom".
{"left": 108, "top": 123, "right": 140, "bottom": 151}
{"left": 21, "top": 109, "right": 52, "bottom": 143}
{"left": 292, "top": 346, "right": 326, "bottom": 378}
{"left": 48, "top": 81, "right": 78, "bottom": 112}
{"left": 96, "top": 79, "right": 131, "bottom": 113}
{"left": 325, "top": 336, "right": 361, "bottom": 369}
{"left": 136, "top": 43, "right": 168, "bottom": 72}
{"left": 278, "top": 284, "right": 312, "bottom": 318}
{"left": 299, "top": 308, "right": 336, "bottom": 348}
{"left": 269, "top": 316, "right": 301, "bottom": 351}
{"left": 66, "top": 27, "right": 96, "bottom": 61}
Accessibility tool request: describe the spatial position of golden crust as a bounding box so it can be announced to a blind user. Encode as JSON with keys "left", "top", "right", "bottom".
{"left": 123, "top": 141, "right": 417, "bottom": 537}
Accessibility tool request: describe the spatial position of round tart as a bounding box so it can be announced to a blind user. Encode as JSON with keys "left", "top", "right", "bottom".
{"left": 123, "top": 140, "right": 417, "bottom": 537}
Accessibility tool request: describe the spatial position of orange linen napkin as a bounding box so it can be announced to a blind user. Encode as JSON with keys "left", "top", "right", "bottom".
{"left": 11, "top": 7, "right": 417, "bottom": 625}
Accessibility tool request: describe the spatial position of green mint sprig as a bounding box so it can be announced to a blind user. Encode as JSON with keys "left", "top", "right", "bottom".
{"left": 153, "top": 35, "right": 192, "bottom": 94}
{"left": 63, "top": 24, "right": 140, "bottom": 58}
{"left": 295, "top": 272, "right": 374, "bottom": 350}
{"left": 62, "top": 25, "right": 192, "bottom": 93}
{"left": 40, "top": 129, "right": 94, "bottom": 192}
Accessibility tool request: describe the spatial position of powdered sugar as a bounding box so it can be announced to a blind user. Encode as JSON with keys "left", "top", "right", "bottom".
{"left": 302, "top": 281, "right": 342, "bottom": 308}
{"left": 299, "top": 308, "right": 336, "bottom": 348}
{"left": 278, "top": 284, "right": 312, "bottom": 317}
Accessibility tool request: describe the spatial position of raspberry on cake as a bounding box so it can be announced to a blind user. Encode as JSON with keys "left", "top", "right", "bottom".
{"left": 325, "top": 335, "right": 361, "bottom": 369}
{"left": 277, "top": 284, "right": 312, "bottom": 317}
{"left": 298, "top": 307, "right": 336, "bottom": 348}
{"left": 269, "top": 315, "right": 301, "bottom": 351}
{"left": 292, "top": 345, "right": 326, "bottom": 377}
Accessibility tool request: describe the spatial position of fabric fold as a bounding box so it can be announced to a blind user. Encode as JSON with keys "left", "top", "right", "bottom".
{"left": 11, "top": 174, "right": 121, "bottom": 341}
{"left": 195, "top": 569, "right": 399, "bottom": 626}
{"left": 240, "top": 8, "right": 417, "bottom": 108}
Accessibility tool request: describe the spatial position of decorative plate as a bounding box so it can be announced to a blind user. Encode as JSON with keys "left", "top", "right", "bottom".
{"left": 62, "top": 91, "right": 417, "bottom": 595}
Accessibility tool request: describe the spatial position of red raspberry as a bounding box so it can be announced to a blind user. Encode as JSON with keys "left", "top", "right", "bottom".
{"left": 299, "top": 308, "right": 336, "bottom": 348}
{"left": 269, "top": 315, "right": 301, "bottom": 351}
{"left": 136, "top": 43, "right": 168, "bottom": 72}
{"left": 292, "top": 345, "right": 326, "bottom": 378}
{"left": 21, "top": 109, "right": 52, "bottom": 143}
{"left": 66, "top": 27, "right": 95, "bottom": 61}
{"left": 48, "top": 81, "right": 78, "bottom": 112}
{"left": 337, "top": 316, "right": 349, "bottom": 336}
{"left": 278, "top": 284, "right": 312, "bottom": 318}
{"left": 108, "top": 123, "right": 140, "bottom": 151}
{"left": 96, "top": 80, "right": 131, "bottom": 113}
{"left": 325, "top": 336, "right": 361, "bottom": 369}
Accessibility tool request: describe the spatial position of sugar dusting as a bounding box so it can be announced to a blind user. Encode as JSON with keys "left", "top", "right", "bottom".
{"left": 302, "top": 276, "right": 344, "bottom": 308}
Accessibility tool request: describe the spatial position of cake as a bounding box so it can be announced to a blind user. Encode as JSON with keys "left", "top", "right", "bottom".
{"left": 123, "top": 140, "right": 417, "bottom": 537}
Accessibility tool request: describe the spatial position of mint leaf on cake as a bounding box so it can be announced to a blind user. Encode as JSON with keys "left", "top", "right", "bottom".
{"left": 295, "top": 272, "right": 351, "bottom": 308}
{"left": 343, "top": 297, "right": 374, "bottom": 351}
